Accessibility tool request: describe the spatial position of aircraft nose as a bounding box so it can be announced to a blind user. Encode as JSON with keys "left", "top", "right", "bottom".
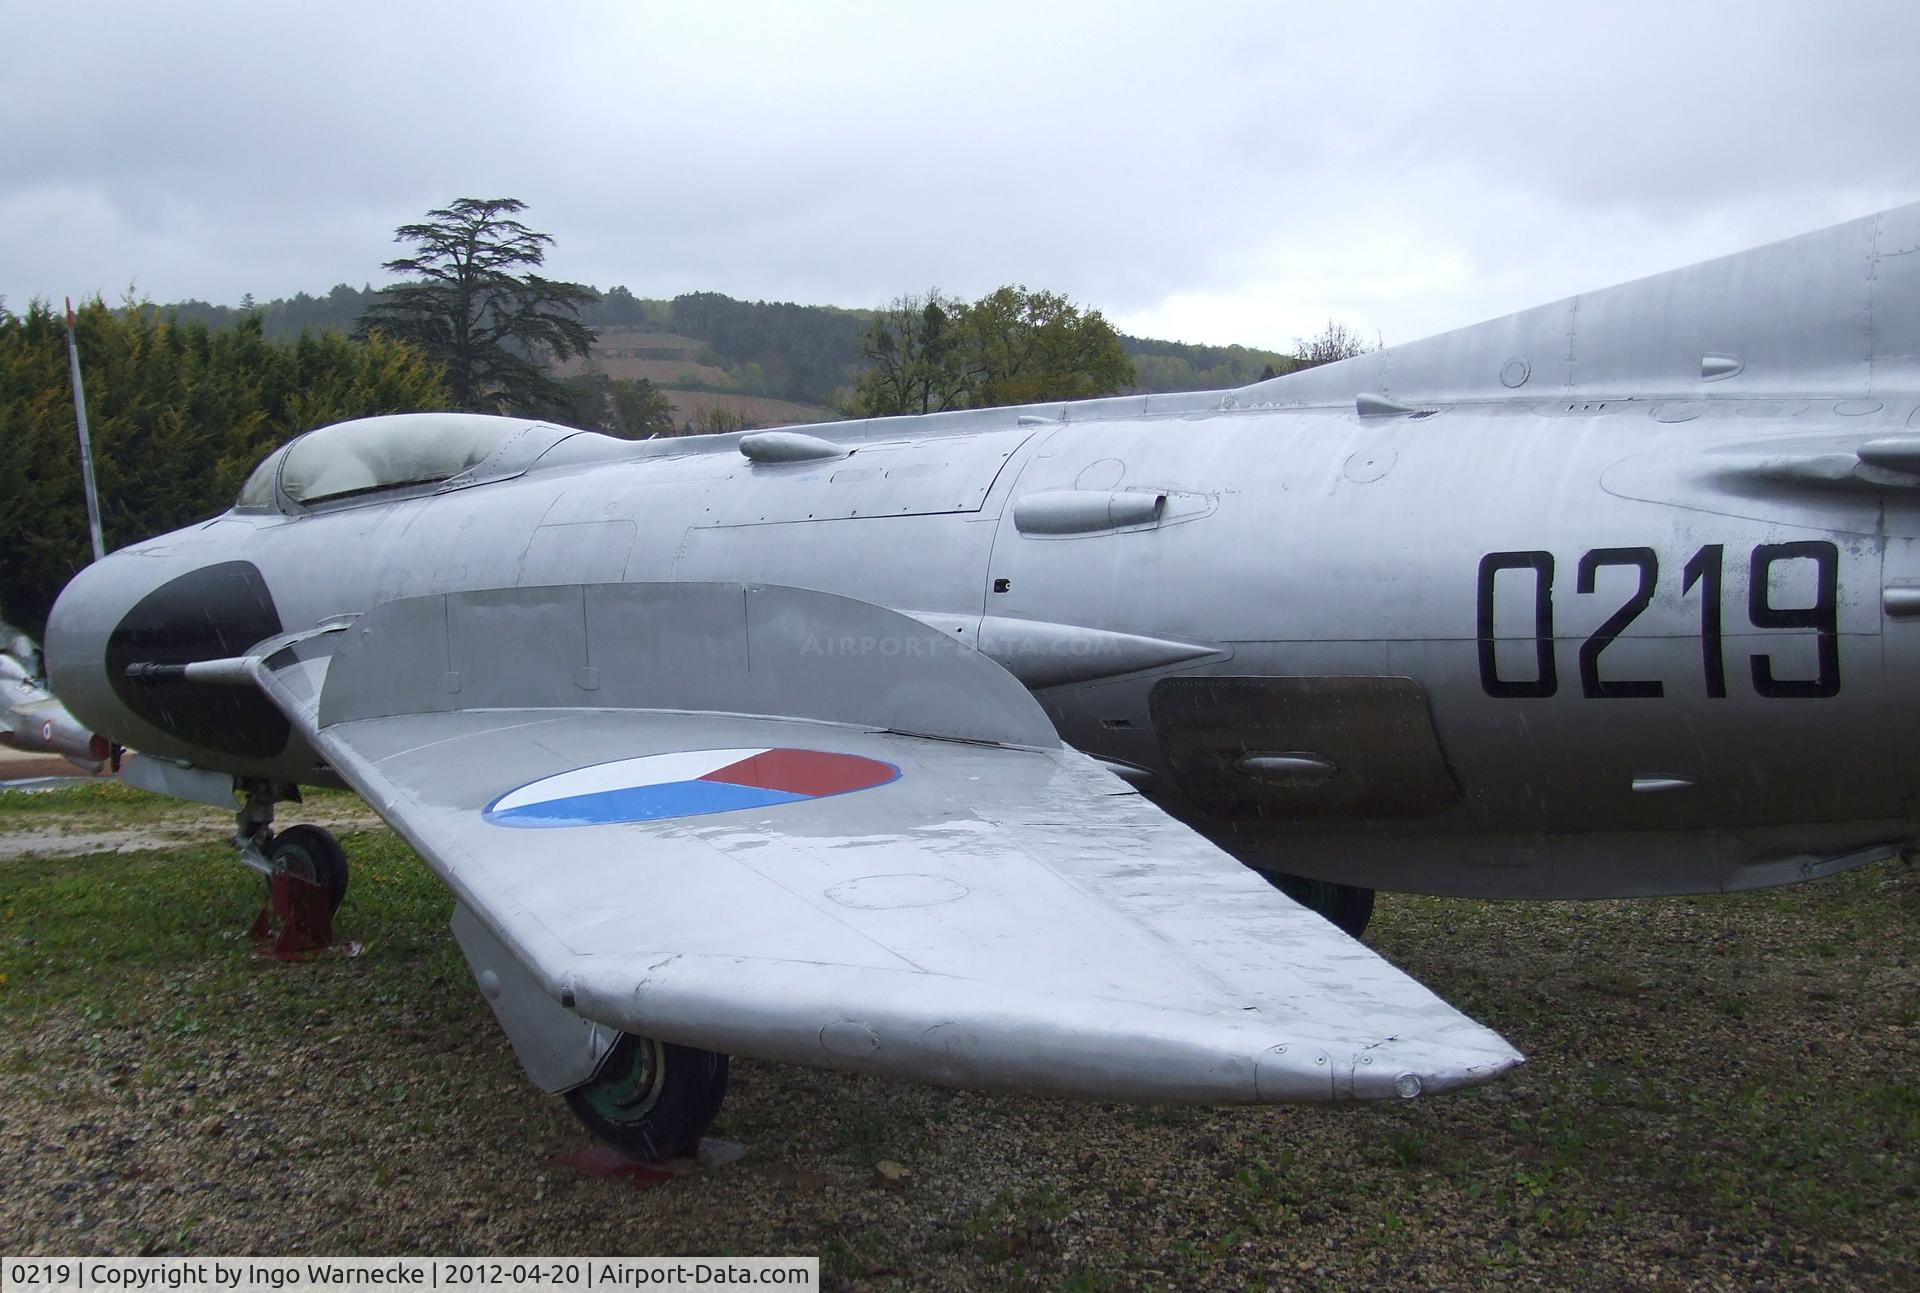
{"left": 46, "top": 551, "right": 292, "bottom": 765}
{"left": 43, "top": 552, "right": 134, "bottom": 746}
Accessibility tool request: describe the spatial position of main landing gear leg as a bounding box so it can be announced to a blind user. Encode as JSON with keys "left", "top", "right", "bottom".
{"left": 233, "top": 778, "right": 352, "bottom": 959}
{"left": 448, "top": 907, "right": 732, "bottom": 1171}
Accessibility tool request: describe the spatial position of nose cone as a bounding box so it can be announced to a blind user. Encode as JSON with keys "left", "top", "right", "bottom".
{"left": 47, "top": 551, "right": 291, "bottom": 764}
{"left": 44, "top": 552, "right": 133, "bottom": 747}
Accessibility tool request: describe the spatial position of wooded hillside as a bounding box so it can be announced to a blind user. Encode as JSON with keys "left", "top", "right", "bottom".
{"left": 165, "top": 284, "right": 1299, "bottom": 426}
{"left": 1, "top": 275, "right": 1315, "bottom": 635}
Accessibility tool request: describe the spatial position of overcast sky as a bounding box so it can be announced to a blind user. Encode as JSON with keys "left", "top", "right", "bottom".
{"left": 7, "top": 2, "right": 1918, "bottom": 353}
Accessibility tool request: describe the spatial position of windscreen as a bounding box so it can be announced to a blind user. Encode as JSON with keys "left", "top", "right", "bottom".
{"left": 234, "top": 447, "right": 286, "bottom": 510}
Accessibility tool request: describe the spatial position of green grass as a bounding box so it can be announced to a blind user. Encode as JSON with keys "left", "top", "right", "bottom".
{"left": 0, "top": 824, "right": 460, "bottom": 1025}
{"left": 0, "top": 780, "right": 177, "bottom": 815}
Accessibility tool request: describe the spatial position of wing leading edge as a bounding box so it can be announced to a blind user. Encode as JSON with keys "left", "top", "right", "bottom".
{"left": 245, "top": 583, "right": 1522, "bottom": 1104}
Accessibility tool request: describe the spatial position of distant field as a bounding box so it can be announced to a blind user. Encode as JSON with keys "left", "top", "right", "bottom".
{"left": 605, "top": 358, "right": 737, "bottom": 387}
{"left": 555, "top": 353, "right": 738, "bottom": 388}
{"left": 557, "top": 328, "right": 831, "bottom": 428}
{"left": 587, "top": 329, "right": 706, "bottom": 358}
{"left": 0, "top": 781, "right": 1913, "bottom": 1285}
{"left": 663, "top": 389, "right": 830, "bottom": 430}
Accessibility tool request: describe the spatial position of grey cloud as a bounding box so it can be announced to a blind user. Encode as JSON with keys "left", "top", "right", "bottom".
{"left": 5, "top": 2, "right": 1918, "bottom": 352}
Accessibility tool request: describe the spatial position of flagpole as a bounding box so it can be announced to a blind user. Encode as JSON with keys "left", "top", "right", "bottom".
{"left": 63, "top": 297, "right": 106, "bottom": 563}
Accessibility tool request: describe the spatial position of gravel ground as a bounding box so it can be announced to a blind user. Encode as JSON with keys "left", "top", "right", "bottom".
{"left": 0, "top": 795, "right": 1914, "bottom": 1290}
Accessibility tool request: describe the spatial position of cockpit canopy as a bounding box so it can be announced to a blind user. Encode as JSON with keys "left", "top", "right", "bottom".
{"left": 280, "top": 414, "right": 521, "bottom": 504}
{"left": 235, "top": 413, "right": 580, "bottom": 511}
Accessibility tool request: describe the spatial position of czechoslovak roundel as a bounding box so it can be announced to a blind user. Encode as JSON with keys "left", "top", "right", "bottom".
{"left": 484, "top": 747, "right": 901, "bottom": 828}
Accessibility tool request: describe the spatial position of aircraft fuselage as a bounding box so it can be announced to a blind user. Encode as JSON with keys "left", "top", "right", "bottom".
{"left": 45, "top": 397, "right": 1920, "bottom": 900}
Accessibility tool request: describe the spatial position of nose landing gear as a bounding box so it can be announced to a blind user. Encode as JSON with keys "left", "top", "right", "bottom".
{"left": 234, "top": 779, "right": 354, "bottom": 959}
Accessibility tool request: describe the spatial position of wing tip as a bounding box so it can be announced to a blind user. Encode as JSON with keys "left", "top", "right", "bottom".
{"left": 1254, "top": 1033, "right": 1526, "bottom": 1103}
{"left": 1367, "top": 1048, "right": 1527, "bottom": 1101}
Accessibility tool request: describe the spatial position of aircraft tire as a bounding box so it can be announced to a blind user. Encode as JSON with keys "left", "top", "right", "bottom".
{"left": 564, "top": 1035, "right": 730, "bottom": 1161}
{"left": 1268, "top": 872, "right": 1375, "bottom": 939}
{"left": 269, "top": 824, "right": 349, "bottom": 915}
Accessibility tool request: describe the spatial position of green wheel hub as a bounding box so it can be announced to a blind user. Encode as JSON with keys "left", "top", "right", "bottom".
{"left": 577, "top": 1036, "right": 667, "bottom": 1126}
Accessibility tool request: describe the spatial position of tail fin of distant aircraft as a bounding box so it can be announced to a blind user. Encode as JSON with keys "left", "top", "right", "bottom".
{"left": 1238, "top": 203, "right": 1920, "bottom": 409}
{"left": 64, "top": 297, "right": 106, "bottom": 563}
{"left": 0, "top": 615, "right": 41, "bottom": 681}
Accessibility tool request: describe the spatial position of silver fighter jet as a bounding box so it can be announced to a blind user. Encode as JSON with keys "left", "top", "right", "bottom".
{"left": 1, "top": 616, "right": 106, "bottom": 771}
{"left": 41, "top": 203, "right": 1920, "bottom": 1159}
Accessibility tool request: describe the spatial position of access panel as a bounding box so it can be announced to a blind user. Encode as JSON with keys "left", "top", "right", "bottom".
{"left": 1150, "top": 676, "right": 1460, "bottom": 821}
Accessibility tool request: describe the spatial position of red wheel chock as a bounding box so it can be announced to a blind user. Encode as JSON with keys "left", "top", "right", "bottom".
{"left": 249, "top": 874, "right": 359, "bottom": 961}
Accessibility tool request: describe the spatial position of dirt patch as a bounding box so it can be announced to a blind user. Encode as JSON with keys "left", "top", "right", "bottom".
{"left": 0, "top": 786, "right": 383, "bottom": 861}
{"left": 0, "top": 808, "right": 381, "bottom": 860}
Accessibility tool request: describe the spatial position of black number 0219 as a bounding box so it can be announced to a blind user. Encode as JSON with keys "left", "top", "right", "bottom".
{"left": 1477, "top": 541, "right": 1840, "bottom": 699}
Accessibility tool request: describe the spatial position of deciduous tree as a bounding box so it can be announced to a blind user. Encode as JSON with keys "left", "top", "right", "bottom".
{"left": 959, "top": 286, "right": 1134, "bottom": 408}
{"left": 849, "top": 291, "right": 968, "bottom": 417}
{"left": 561, "top": 372, "right": 678, "bottom": 438}
{"left": 1293, "top": 319, "right": 1377, "bottom": 369}
{"left": 848, "top": 286, "right": 1134, "bottom": 416}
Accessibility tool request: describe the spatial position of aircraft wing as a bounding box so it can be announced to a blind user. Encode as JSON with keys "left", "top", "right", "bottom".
{"left": 239, "top": 583, "right": 1521, "bottom": 1103}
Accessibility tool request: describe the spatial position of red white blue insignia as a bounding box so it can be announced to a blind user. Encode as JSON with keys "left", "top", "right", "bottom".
{"left": 484, "top": 747, "right": 901, "bottom": 828}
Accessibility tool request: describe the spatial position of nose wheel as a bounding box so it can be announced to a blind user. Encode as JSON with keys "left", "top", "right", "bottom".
{"left": 234, "top": 779, "right": 354, "bottom": 958}
{"left": 267, "top": 824, "right": 350, "bottom": 913}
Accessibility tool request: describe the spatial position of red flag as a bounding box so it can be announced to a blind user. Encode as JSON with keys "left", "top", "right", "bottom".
{"left": 65, "top": 296, "right": 74, "bottom": 330}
